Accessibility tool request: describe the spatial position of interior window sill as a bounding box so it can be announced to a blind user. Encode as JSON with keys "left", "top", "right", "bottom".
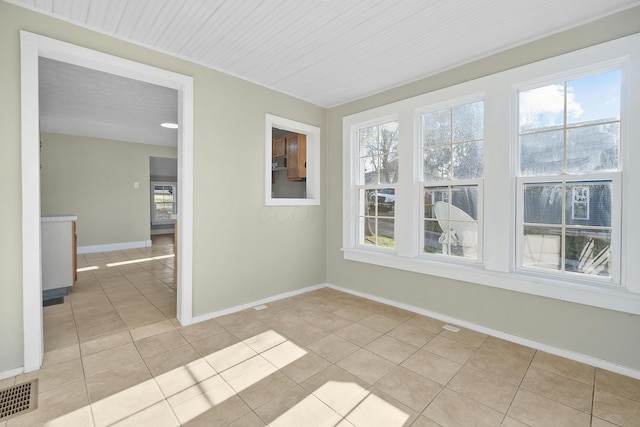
{"left": 342, "top": 247, "right": 640, "bottom": 315}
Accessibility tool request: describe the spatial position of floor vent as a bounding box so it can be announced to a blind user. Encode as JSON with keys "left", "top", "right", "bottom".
{"left": 0, "top": 379, "right": 38, "bottom": 421}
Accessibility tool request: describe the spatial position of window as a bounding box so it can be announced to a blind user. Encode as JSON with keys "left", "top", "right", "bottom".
{"left": 342, "top": 33, "right": 640, "bottom": 314}
{"left": 571, "top": 186, "right": 590, "bottom": 221}
{"left": 516, "top": 70, "right": 621, "bottom": 282}
{"left": 265, "top": 114, "right": 321, "bottom": 206}
{"left": 356, "top": 121, "right": 398, "bottom": 249}
{"left": 151, "top": 182, "right": 177, "bottom": 224}
{"left": 420, "top": 101, "right": 483, "bottom": 260}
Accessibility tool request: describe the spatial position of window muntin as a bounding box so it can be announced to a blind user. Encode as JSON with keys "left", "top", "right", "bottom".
{"left": 421, "top": 101, "right": 483, "bottom": 260}
{"left": 356, "top": 121, "right": 398, "bottom": 249}
{"left": 517, "top": 69, "right": 621, "bottom": 281}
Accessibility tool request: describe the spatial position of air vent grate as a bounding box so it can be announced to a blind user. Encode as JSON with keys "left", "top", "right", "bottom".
{"left": 0, "top": 380, "right": 38, "bottom": 421}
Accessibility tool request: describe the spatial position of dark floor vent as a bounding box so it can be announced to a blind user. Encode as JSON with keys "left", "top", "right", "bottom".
{"left": 0, "top": 379, "right": 38, "bottom": 421}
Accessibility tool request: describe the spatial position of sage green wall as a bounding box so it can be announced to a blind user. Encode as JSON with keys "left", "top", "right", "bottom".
{"left": 326, "top": 7, "right": 640, "bottom": 371}
{"left": 40, "top": 132, "right": 177, "bottom": 247}
{"left": 0, "top": 1, "right": 326, "bottom": 374}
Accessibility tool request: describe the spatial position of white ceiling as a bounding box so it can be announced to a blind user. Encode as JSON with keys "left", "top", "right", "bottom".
{"left": 39, "top": 57, "right": 178, "bottom": 146}
{"left": 9, "top": 0, "right": 640, "bottom": 146}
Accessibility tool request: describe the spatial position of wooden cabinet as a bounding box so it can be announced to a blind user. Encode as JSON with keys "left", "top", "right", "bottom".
{"left": 286, "top": 133, "right": 306, "bottom": 181}
{"left": 272, "top": 136, "right": 286, "bottom": 158}
{"left": 272, "top": 133, "right": 306, "bottom": 182}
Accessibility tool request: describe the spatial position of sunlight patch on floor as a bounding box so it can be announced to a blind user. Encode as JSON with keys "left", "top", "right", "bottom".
{"left": 44, "top": 330, "right": 306, "bottom": 426}
{"left": 271, "top": 381, "right": 409, "bottom": 427}
{"left": 106, "top": 254, "right": 174, "bottom": 268}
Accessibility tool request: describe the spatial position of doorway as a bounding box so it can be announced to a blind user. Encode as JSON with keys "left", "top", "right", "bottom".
{"left": 20, "top": 31, "right": 194, "bottom": 373}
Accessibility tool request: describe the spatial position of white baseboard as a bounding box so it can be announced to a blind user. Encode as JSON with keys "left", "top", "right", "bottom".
{"left": 77, "top": 240, "right": 152, "bottom": 254}
{"left": 325, "top": 283, "right": 640, "bottom": 381}
{"left": 191, "top": 284, "right": 327, "bottom": 324}
{"left": 150, "top": 228, "right": 174, "bottom": 235}
{"left": 190, "top": 281, "right": 640, "bottom": 379}
{"left": 0, "top": 367, "right": 24, "bottom": 381}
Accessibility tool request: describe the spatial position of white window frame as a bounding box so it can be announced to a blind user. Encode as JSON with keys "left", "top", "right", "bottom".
{"left": 513, "top": 65, "right": 624, "bottom": 286}
{"left": 420, "top": 180, "right": 484, "bottom": 262}
{"left": 151, "top": 181, "right": 177, "bottom": 225}
{"left": 353, "top": 115, "right": 399, "bottom": 252}
{"left": 515, "top": 173, "right": 621, "bottom": 286}
{"left": 342, "top": 33, "right": 640, "bottom": 315}
{"left": 417, "top": 96, "right": 485, "bottom": 264}
{"left": 265, "top": 114, "right": 321, "bottom": 206}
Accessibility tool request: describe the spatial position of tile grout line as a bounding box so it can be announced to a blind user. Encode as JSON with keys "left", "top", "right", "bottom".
{"left": 500, "top": 347, "right": 537, "bottom": 427}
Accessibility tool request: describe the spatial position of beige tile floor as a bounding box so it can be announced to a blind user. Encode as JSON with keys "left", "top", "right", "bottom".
{"left": 2, "top": 236, "right": 639, "bottom": 426}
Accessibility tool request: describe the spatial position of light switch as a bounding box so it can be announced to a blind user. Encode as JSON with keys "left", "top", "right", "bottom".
{"left": 134, "top": 182, "right": 139, "bottom": 189}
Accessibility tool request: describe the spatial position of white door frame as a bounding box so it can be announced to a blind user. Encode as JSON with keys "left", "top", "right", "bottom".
{"left": 20, "top": 31, "right": 194, "bottom": 372}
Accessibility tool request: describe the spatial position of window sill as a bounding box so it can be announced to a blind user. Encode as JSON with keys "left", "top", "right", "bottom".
{"left": 265, "top": 198, "right": 320, "bottom": 206}
{"left": 342, "top": 248, "right": 640, "bottom": 315}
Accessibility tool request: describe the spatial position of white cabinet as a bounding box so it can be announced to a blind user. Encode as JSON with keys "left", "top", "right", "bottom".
{"left": 41, "top": 216, "right": 77, "bottom": 291}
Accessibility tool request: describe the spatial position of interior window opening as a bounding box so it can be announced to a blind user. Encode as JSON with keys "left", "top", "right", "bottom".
{"left": 271, "top": 127, "right": 307, "bottom": 199}
{"left": 265, "top": 114, "right": 320, "bottom": 206}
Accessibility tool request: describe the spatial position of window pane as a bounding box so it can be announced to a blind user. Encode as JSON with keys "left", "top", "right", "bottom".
{"left": 379, "top": 156, "right": 398, "bottom": 184}
{"left": 567, "top": 70, "right": 621, "bottom": 126}
{"left": 377, "top": 188, "right": 395, "bottom": 213}
{"left": 450, "top": 186, "right": 479, "bottom": 220}
{"left": 522, "top": 226, "right": 561, "bottom": 270}
{"left": 424, "top": 145, "right": 451, "bottom": 181}
{"left": 360, "top": 156, "right": 377, "bottom": 184}
{"left": 423, "top": 220, "right": 444, "bottom": 254}
{"left": 453, "top": 101, "right": 483, "bottom": 142}
{"left": 360, "top": 188, "right": 394, "bottom": 248}
{"left": 359, "top": 126, "right": 379, "bottom": 157}
{"left": 566, "top": 123, "right": 619, "bottom": 174}
{"left": 359, "top": 216, "right": 375, "bottom": 246}
{"left": 523, "top": 183, "right": 562, "bottom": 225}
{"left": 422, "top": 109, "right": 451, "bottom": 146}
{"left": 155, "top": 203, "right": 173, "bottom": 220}
{"left": 565, "top": 229, "right": 611, "bottom": 277}
{"left": 424, "top": 186, "right": 449, "bottom": 219}
{"left": 362, "top": 218, "right": 395, "bottom": 248}
{"left": 364, "top": 188, "right": 395, "bottom": 214}
{"left": 362, "top": 189, "right": 376, "bottom": 216}
{"left": 381, "top": 122, "right": 399, "bottom": 153}
{"left": 453, "top": 141, "right": 483, "bottom": 180}
{"left": 519, "top": 84, "right": 565, "bottom": 133}
{"left": 377, "top": 218, "right": 395, "bottom": 247}
{"left": 565, "top": 181, "right": 611, "bottom": 227}
{"left": 424, "top": 187, "right": 446, "bottom": 255}
{"left": 424, "top": 185, "right": 478, "bottom": 259}
{"left": 520, "top": 131, "right": 564, "bottom": 176}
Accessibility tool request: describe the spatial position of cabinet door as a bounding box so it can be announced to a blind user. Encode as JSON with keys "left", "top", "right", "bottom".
{"left": 287, "top": 134, "right": 299, "bottom": 180}
{"left": 287, "top": 134, "right": 306, "bottom": 181}
{"left": 272, "top": 136, "right": 286, "bottom": 158}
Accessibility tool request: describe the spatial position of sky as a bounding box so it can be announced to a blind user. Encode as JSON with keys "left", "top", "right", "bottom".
{"left": 519, "top": 69, "right": 621, "bottom": 129}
